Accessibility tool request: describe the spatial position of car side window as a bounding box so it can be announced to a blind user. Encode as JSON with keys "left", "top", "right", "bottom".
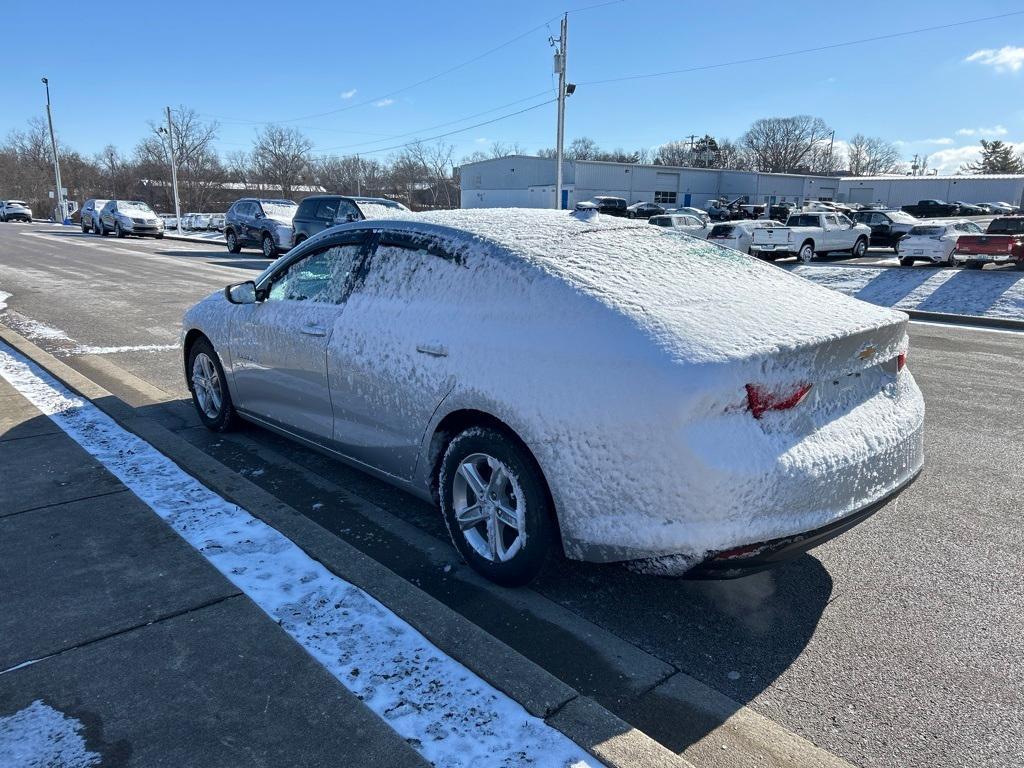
{"left": 334, "top": 200, "right": 360, "bottom": 222}
{"left": 266, "top": 241, "right": 364, "bottom": 304}
{"left": 361, "top": 234, "right": 465, "bottom": 299}
{"left": 314, "top": 199, "right": 340, "bottom": 221}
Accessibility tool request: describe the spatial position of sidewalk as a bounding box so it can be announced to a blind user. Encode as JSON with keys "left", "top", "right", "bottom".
{"left": 0, "top": 374, "right": 428, "bottom": 767}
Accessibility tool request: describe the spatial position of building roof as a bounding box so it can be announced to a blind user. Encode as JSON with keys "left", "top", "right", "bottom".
{"left": 844, "top": 174, "right": 1024, "bottom": 182}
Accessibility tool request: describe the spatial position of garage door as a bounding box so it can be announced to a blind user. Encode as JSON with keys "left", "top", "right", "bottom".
{"left": 655, "top": 173, "right": 679, "bottom": 191}
{"left": 848, "top": 187, "right": 874, "bottom": 204}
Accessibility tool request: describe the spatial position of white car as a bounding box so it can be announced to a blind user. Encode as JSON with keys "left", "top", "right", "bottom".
{"left": 0, "top": 200, "right": 33, "bottom": 223}
{"left": 751, "top": 212, "right": 871, "bottom": 262}
{"left": 665, "top": 206, "right": 711, "bottom": 224}
{"left": 647, "top": 213, "right": 709, "bottom": 237}
{"left": 181, "top": 208, "right": 924, "bottom": 585}
{"left": 896, "top": 220, "right": 984, "bottom": 267}
{"left": 706, "top": 220, "right": 785, "bottom": 254}
{"left": 982, "top": 202, "right": 1018, "bottom": 215}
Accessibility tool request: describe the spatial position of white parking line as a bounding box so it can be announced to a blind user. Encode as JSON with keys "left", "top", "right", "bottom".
{"left": 0, "top": 343, "right": 601, "bottom": 768}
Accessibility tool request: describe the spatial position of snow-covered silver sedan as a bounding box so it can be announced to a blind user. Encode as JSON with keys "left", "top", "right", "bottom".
{"left": 182, "top": 209, "right": 924, "bottom": 585}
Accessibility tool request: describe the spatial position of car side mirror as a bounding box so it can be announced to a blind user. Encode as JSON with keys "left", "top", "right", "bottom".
{"left": 225, "top": 281, "right": 257, "bottom": 305}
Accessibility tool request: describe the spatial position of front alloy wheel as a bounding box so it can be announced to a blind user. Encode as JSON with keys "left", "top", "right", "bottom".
{"left": 188, "top": 339, "right": 237, "bottom": 432}
{"left": 440, "top": 427, "right": 556, "bottom": 586}
{"left": 226, "top": 230, "right": 241, "bottom": 254}
{"left": 262, "top": 233, "right": 277, "bottom": 259}
{"left": 115, "top": 222, "right": 126, "bottom": 238}
{"left": 853, "top": 237, "right": 868, "bottom": 258}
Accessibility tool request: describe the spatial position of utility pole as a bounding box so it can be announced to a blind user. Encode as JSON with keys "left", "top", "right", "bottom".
{"left": 826, "top": 129, "right": 836, "bottom": 173}
{"left": 553, "top": 13, "right": 567, "bottom": 210}
{"left": 41, "top": 78, "right": 67, "bottom": 224}
{"left": 160, "top": 107, "right": 183, "bottom": 235}
{"left": 355, "top": 154, "right": 361, "bottom": 196}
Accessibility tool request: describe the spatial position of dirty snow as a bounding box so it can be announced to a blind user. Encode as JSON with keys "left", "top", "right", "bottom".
{"left": 0, "top": 700, "right": 101, "bottom": 768}
{"left": 0, "top": 343, "right": 601, "bottom": 768}
{"left": 790, "top": 264, "right": 1024, "bottom": 319}
{"left": 69, "top": 344, "right": 178, "bottom": 355}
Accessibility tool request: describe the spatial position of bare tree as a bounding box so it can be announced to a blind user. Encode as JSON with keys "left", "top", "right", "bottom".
{"left": 134, "top": 108, "right": 222, "bottom": 210}
{"left": 409, "top": 140, "right": 457, "bottom": 207}
{"left": 847, "top": 134, "right": 903, "bottom": 176}
{"left": 251, "top": 124, "right": 313, "bottom": 198}
{"left": 742, "top": 116, "right": 833, "bottom": 173}
{"left": 566, "top": 136, "right": 601, "bottom": 160}
{"left": 314, "top": 154, "right": 364, "bottom": 195}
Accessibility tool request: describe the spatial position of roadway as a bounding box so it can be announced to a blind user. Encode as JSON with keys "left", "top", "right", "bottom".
{"left": 1, "top": 222, "right": 1021, "bottom": 768}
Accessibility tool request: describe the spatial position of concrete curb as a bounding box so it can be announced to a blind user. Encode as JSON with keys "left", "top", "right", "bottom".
{"left": 163, "top": 232, "right": 226, "bottom": 246}
{"left": 0, "top": 325, "right": 689, "bottom": 768}
{"left": 904, "top": 308, "right": 1024, "bottom": 331}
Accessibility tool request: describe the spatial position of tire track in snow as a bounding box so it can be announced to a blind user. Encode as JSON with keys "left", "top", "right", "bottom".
{"left": 0, "top": 343, "right": 601, "bottom": 768}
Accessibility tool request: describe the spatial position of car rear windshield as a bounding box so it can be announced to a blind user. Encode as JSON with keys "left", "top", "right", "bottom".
{"left": 262, "top": 202, "right": 298, "bottom": 219}
{"left": 648, "top": 216, "right": 671, "bottom": 227}
{"left": 709, "top": 225, "right": 736, "bottom": 237}
{"left": 120, "top": 201, "right": 153, "bottom": 213}
{"left": 909, "top": 225, "right": 943, "bottom": 236}
{"left": 7, "top": 200, "right": 27, "bottom": 206}
{"left": 787, "top": 214, "right": 820, "bottom": 227}
{"left": 988, "top": 218, "right": 1024, "bottom": 234}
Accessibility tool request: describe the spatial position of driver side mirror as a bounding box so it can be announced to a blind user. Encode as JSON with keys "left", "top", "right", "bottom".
{"left": 225, "top": 281, "right": 257, "bottom": 305}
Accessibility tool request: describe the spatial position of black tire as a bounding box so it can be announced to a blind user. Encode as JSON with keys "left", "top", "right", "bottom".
{"left": 293, "top": 235, "right": 306, "bottom": 247}
{"left": 226, "top": 229, "right": 241, "bottom": 254}
{"left": 439, "top": 427, "right": 556, "bottom": 587}
{"left": 965, "top": 261, "right": 983, "bottom": 270}
{"left": 115, "top": 222, "right": 126, "bottom": 238}
{"left": 96, "top": 220, "right": 107, "bottom": 236}
{"left": 81, "top": 222, "right": 90, "bottom": 233}
{"left": 186, "top": 337, "right": 238, "bottom": 432}
{"left": 261, "top": 232, "right": 277, "bottom": 259}
{"left": 899, "top": 257, "right": 915, "bottom": 267}
{"left": 1014, "top": 261, "right": 1024, "bottom": 271}
{"left": 798, "top": 241, "right": 815, "bottom": 263}
{"left": 155, "top": 233, "right": 164, "bottom": 239}
{"left": 852, "top": 236, "right": 868, "bottom": 258}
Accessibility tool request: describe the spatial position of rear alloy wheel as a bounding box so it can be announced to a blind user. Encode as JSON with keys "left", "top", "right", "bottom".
{"left": 439, "top": 427, "right": 556, "bottom": 586}
{"left": 853, "top": 237, "right": 868, "bottom": 258}
{"left": 261, "top": 233, "right": 277, "bottom": 259}
{"left": 798, "top": 242, "right": 815, "bottom": 263}
{"left": 226, "top": 230, "right": 241, "bottom": 254}
{"left": 947, "top": 249, "right": 958, "bottom": 267}
{"left": 188, "top": 338, "right": 237, "bottom": 432}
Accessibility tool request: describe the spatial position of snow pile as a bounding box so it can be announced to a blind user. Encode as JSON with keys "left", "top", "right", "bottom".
{"left": 0, "top": 344, "right": 602, "bottom": 768}
{"left": 0, "top": 701, "right": 100, "bottom": 768}
{"left": 791, "top": 264, "right": 1024, "bottom": 320}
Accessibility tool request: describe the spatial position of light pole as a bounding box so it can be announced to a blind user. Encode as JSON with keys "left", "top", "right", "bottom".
{"left": 552, "top": 14, "right": 569, "bottom": 210}
{"left": 41, "top": 77, "right": 68, "bottom": 224}
{"left": 157, "top": 107, "right": 183, "bottom": 235}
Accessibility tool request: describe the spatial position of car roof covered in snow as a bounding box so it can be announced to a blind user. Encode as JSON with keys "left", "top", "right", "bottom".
{"left": 342, "top": 208, "right": 905, "bottom": 364}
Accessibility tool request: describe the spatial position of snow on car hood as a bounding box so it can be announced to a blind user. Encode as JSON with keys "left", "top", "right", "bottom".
{"left": 362, "top": 208, "right": 906, "bottom": 367}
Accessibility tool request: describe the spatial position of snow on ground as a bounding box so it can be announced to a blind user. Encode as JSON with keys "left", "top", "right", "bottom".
{"left": 167, "top": 230, "right": 225, "bottom": 243}
{"left": 0, "top": 700, "right": 101, "bottom": 768}
{"left": 790, "top": 264, "right": 1024, "bottom": 320}
{"left": 0, "top": 344, "right": 602, "bottom": 768}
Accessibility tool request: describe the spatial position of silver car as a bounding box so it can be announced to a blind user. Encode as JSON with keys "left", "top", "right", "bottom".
{"left": 0, "top": 200, "right": 33, "bottom": 223}
{"left": 80, "top": 199, "right": 109, "bottom": 232}
{"left": 182, "top": 210, "right": 924, "bottom": 586}
{"left": 96, "top": 199, "right": 165, "bottom": 238}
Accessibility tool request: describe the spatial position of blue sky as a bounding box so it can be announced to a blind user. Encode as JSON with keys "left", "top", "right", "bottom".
{"left": 3, "top": 0, "right": 1023, "bottom": 172}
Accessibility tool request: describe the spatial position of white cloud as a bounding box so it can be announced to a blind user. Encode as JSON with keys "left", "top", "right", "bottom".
{"left": 955, "top": 125, "right": 1008, "bottom": 137}
{"left": 374, "top": 98, "right": 394, "bottom": 107}
{"left": 474, "top": 137, "right": 489, "bottom": 145}
{"left": 965, "top": 46, "right": 1024, "bottom": 73}
{"left": 340, "top": 88, "right": 357, "bottom": 99}
{"left": 892, "top": 137, "right": 953, "bottom": 147}
{"left": 924, "top": 140, "right": 1024, "bottom": 174}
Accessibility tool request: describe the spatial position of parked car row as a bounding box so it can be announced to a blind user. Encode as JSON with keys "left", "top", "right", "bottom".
{"left": 224, "top": 195, "right": 408, "bottom": 257}
{"left": 80, "top": 198, "right": 164, "bottom": 238}
{"left": 0, "top": 200, "right": 33, "bottom": 222}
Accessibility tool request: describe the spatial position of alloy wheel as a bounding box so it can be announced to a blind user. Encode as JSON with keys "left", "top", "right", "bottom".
{"left": 262, "top": 235, "right": 274, "bottom": 258}
{"left": 191, "top": 352, "right": 223, "bottom": 420}
{"left": 451, "top": 453, "right": 526, "bottom": 563}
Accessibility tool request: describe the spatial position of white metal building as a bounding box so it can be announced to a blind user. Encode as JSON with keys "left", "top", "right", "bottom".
{"left": 458, "top": 155, "right": 837, "bottom": 210}
{"left": 458, "top": 155, "right": 1024, "bottom": 211}
{"left": 836, "top": 175, "right": 1024, "bottom": 208}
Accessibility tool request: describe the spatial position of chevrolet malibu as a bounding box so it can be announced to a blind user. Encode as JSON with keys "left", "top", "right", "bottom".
{"left": 181, "top": 209, "right": 924, "bottom": 586}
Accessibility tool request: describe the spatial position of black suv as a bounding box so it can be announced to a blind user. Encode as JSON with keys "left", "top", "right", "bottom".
{"left": 291, "top": 195, "right": 408, "bottom": 245}
{"left": 577, "top": 196, "right": 628, "bottom": 216}
{"left": 224, "top": 198, "right": 298, "bottom": 258}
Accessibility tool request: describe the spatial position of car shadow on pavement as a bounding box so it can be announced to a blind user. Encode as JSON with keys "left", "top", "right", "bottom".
{"left": 915, "top": 269, "right": 1024, "bottom": 315}
{"left": 129, "top": 395, "right": 833, "bottom": 758}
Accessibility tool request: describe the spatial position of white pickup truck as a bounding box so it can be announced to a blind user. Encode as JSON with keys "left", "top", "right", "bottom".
{"left": 750, "top": 212, "right": 871, "bottom": 262}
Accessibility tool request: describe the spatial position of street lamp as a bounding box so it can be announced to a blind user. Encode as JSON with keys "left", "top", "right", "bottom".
{"left": 157, "top": 107, "right": 183, "bottom": 235}
{"left": 41, "top": 77, "right": 68, "bottom": 224}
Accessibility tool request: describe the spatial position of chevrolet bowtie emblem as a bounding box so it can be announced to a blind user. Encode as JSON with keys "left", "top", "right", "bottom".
{"left": 859, "top": 346, "right": 877, "bottom": 360}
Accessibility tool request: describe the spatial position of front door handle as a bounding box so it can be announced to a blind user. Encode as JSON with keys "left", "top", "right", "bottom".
{"left": 300, "top": 324, "right": 327, "bottom": 337}
{"left": 416, "top": 343, "right": 448, "bottom": 357}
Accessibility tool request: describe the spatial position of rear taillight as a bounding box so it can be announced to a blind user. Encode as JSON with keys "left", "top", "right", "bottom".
{"left": 897, "top": 352, "right": 907, "bottom": 372}
{"left": 745, "top": 383, "right": 813, "bottom": 419}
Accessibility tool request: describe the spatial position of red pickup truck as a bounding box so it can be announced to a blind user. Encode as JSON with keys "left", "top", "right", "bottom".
{"left": 954, "top": 217, "right": 1024, "bottom": 270}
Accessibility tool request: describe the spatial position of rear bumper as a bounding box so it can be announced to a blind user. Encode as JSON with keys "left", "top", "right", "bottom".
{"left": 954, "top": 253, "right": 1016, "bottom": 263}
{"left": 3, "top": 212, "right": 32, "bottom": 221}
{"left": 685, "top": 468, "right": 921, "bottom": 579}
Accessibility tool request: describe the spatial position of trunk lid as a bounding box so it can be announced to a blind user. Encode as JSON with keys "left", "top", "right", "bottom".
{"left": 956, "top": 234, "right": 1018, "bottom": 255}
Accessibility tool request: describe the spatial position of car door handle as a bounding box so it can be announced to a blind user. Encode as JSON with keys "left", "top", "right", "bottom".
{"left": 300, "top": 324, "right": 327, "bottom": 337}
{"left": 416, "top": 343, "right": 448, "bottom": 357}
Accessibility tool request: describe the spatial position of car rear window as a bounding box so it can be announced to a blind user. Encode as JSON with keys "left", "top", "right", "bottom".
{"left": 648, "top": 216, "right": 671, "bottom": 227}
{"left": 787, "top": 214, "right": 821, "bottom": 227}
{"left": 709, "top": 225, "right": 736, "bottom": 237}
{"left": 988, "top": 218, "right": 1024, "bottom": 234}
{"left": 909, "top": 225, "right": 943, "bottom": 236}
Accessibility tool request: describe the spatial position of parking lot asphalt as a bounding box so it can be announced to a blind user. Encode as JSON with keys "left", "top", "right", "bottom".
{"left": 1, "top": 222, "right": 1022, "bottom": 768}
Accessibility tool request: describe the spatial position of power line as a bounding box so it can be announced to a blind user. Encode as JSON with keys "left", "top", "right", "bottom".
{"left": 310, "top": 89, "right": 554, "bottom": 154}
{"left": 578, "top": 10, "right": 1024, "bottom": 86}
{"left": 323, "top": 98, "right": 557, "bottom": 158}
